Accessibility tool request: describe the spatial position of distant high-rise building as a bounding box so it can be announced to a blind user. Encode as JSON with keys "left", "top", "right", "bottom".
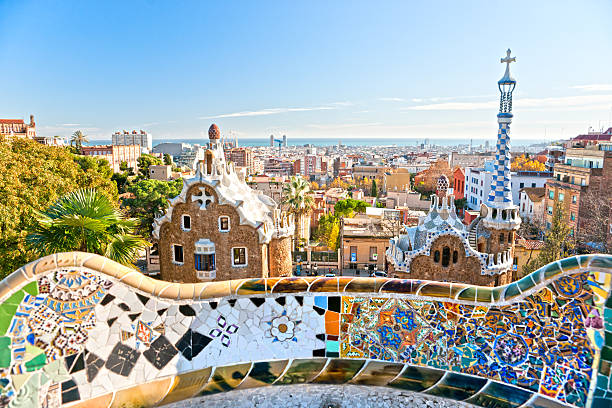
{"left": 112, "top": 130, "right": 152, "bottom": 152}
{"left": 270, "top": 135, "right": 274, "bottom": 147}
{"left": 282, "top": 134, "right": 287, "bottom": 147}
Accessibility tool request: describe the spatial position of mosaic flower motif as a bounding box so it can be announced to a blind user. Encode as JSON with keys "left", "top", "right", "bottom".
{"left": 269, "top": 315, "right": 295, "bottom": 342}
{"left": 266, "top": 311, "right": 299, "bottom": 343}
{"left": 209, "top": 315, "right": 238, "bottom": 347}
{"left": 494, "top": 333, "right": 528, "bottom": 366}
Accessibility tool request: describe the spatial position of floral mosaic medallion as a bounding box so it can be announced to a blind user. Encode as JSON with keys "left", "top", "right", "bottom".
{"left": 268, "top": 312, "right": 299, "bottom": 342}
{"left": 493, "top": 333, "right": 528, "bottom": 366}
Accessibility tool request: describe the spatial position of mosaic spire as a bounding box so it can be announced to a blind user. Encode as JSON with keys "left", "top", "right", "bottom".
{"left": 487, "top": 49, "right": 516, "bottom": 208}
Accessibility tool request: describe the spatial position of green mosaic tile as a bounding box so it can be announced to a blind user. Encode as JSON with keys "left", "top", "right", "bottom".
{"left": 425, "top": 372, "right": 487, "bottom": 400}
{"left": 503, "top": 283, "right": 521, "bottom": 300}
{"left": 605, "top": 330, "right": 612, "bottom": 347}
{"left": 590, "top": 256, "right": 612, "bottom": 270}
{"left": 0, "top": 290, "right": 25, "bottom": 336}
{"left": 388, "top": 366, "right": 445, "bottom": 392}
{"left": 601, "top": 346, "right": 612, "bottom": 362}
{"left": 517, "top": 274, "right": 536, "bottom": 293}
{"left": 0, "top": 337, "right": 11, "bottom": 368}
{"left": 558, "top": 256, "right": 580, "bottom": 272}
{"left": 25, "top": 353, "right": 46, "bottom": 372}
{"left": 22, "top": 281, "right": 38, "bottom": 297}
{"left": 466, "top": 380, "right": 532, "bottom": 408}
{"left": 541, "top": 261, "right": 562, "bottom": 280}
{"left": 274, "top": 358, "right": 327, "bottom": 385}
{"left": 311, "top": 359, "right": 365, "bottom": 384}
{"left": 591, "top": 396, "right": 612, "bottom": 408}
{"left": 457, "top": 287, "right": 477, "bottom": 302}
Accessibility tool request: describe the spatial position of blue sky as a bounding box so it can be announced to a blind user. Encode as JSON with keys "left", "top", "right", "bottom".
{"left": 1, "top": 0, "right": 611, "bottom": 142}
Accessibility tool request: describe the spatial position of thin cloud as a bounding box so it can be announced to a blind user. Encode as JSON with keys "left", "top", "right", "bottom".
{"left": 200, "top": 106, "right": 336, "bottom": 119}
{"left": 61, "top": 123, "right": 80, "bottom": 126}
{"left": 379, "top": 97, "right": 405, "bottom": 102}
{"left": 404, "top": 94, "right": 612, "bottom": 111}
{"left": 571, "top": 84, "right": 612, "bottom": 92}
{"left": 307, "top": 122, "right": 382, "bottom": 130}
{"left": 410, "top": 95, "right": 495, "bottom": 104}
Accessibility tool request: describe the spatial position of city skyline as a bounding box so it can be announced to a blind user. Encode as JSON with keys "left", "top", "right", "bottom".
{"left": 1, "top": 1, "right": 612, "bottom": 141}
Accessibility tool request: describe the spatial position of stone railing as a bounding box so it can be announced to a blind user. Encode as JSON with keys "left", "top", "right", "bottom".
{"left": 0, "top": 252, "right": 610, "bottom": 408}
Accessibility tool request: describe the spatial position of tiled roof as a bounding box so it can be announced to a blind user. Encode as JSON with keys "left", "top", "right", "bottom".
{"left": 0, "top": 119, "right": 25, "bottom": 124}
{"left": 521, "top": 187, "right": 546, "bottom": 203}
{"left": 517, "top": 238, "right": 545, "bottom": 250}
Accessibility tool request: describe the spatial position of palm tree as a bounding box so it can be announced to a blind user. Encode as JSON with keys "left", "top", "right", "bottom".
{"left": 70, "top": 130, "right": 89, "bottom": 153}
{"left": 26, "top": 189, "right": 149, "bottom": 266}
{"left": 282, "top": 176, "right": 315, "bottom": 247}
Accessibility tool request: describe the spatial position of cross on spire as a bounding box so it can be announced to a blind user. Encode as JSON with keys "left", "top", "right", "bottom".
{"left": 501, "top": 49, "right": 516, "bottom": 70}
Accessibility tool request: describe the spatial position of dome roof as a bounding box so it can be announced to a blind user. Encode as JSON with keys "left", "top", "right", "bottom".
{"left": 208, "top": 124, "right": 221, "bottom": 140}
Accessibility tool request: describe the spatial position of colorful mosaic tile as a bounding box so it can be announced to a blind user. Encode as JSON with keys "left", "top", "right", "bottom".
{"left": 0, "top": 253, "right": 608, "bottom": 407}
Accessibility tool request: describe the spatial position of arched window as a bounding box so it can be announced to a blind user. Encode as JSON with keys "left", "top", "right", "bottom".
{"left": 499, "top": 233, "right": 504, "bottom": 244}
{"left": 433, "top": 250, "right": 440, "bottom": 263}
{"left": 442, "top": 247, "right": 450, "bottom": 267}
{"left": 452, "top": 250, "right": 458, "bottom": 264}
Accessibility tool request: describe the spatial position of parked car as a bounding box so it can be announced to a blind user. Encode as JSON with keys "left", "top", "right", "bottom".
{"left": 371, "top": 271, "right": 387, "bottom": 278}
{"left": 325, "top": 273, "right": 336, "bottom": 277}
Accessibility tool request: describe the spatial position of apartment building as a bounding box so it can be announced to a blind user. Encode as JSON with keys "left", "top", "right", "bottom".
{"left": 112, "top": 130, "right": 152, "bottom": 152}
{"left": 544, "top": 144, "right": 612, "bottom": 235}
{"left": 465, "top": 163, "right": 552, "bottom": 210}
{"left": 225, "top": 147, "right": 254, "bottom": 175}
{"left": 81, "top": 144, "right": 141, "bottom": 173}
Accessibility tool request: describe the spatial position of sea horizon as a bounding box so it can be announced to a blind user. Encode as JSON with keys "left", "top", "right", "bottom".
{"left": 85, "top": 137, "right": 547, "bottom": 148}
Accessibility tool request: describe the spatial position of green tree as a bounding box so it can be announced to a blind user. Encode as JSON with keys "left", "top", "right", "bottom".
{"left": 327, "top": 222, "right": 340, "bottom": 250}
{"left": 122, "top": 178, "right": 183, "bottom": 236}
{"left": 0, "top": 138, "right": 118, "bottom": 278}
{"left": 163, "top": 154, "right": 172, "bottom": 165}
{"left": 27, "top": 189, "right": 148, "bottom": 266}
{"left": 112, "top": 172, "right": 129, "bottom": 194}
{"left": 371, "top": 179, "right": 378, "bottom": 197}
{"left": 523, "top": 202, "right": 574, "bottom": 274}
{"left": 70, "top": 130, "right": 88, "bottom": 153}
{"left": 282, "top": 176, "right": 315, "bottom": 243}
{"left": 137, "top": 154, "right": 163, "bottom": 179}
{"left": 334, "top": 198, "right": 370, "bottom": 218}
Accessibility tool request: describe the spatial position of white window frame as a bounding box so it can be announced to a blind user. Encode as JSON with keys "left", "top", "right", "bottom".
{"left": 195, "top": 239, "right": 216, "bottom": 280}
{"left": 218, "top": 216, "right": 231, "bottom": 232}
{"left": 231, "top": 247, "right": 248, "bottom": 267}
{"left": 172, "top": 244, "right": 184, "bottom": 265}
{"left": 181, "top": 214, "right": 191, "bottom": 231}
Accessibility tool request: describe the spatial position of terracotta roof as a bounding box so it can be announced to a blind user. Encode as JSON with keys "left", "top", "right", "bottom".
{"left": 517, "top": 238, "right": 545, "bottom": 250}
{"left": 521, "top": 187, "right": 546, "bottom": 203}
{"left": 573, "top": 133, "right": 612, "bottom": 141}
{"left": 0, "top": 119, "right": 25, "bottom": 124}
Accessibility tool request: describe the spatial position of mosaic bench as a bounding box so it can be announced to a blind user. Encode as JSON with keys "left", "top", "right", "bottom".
{"left": 0, "top": 252, "right": 610, "bottom": 408}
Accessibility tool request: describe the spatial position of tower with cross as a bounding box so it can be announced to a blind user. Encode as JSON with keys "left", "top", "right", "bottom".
{"left": 480, "top": 49, "right": 521, "bottom": 263}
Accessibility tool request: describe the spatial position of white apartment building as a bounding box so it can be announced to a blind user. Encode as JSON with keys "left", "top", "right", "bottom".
{"left": 465, "top": 163, "right": 552, "bottom": 210}
{"left": 518, "top": 187, "right": 546, "bottom": 222}
{"left": 112, "top": 130, "right": 153, "bottom": 152}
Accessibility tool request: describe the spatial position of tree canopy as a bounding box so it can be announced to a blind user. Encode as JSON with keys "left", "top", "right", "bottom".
{"left": 334, "top": 198, "right": 370, "bottom": 217}
{"left": 137, "top": 153, "right": 163, "bottom": 179}
{"left": 0, "top": 138, "right": 117, "bottom": 278}
{"left": 511, "top": 154, "right": 546, "bottom": 172}
{"left": 523, "top": 201, "right": 574, "bottom": 274}
{"left": 122, "top": 178, "right": 183, "bottom": 236}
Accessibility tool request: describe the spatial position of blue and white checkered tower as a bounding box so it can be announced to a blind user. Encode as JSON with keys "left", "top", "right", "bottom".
{"left": 480, "top": 49, "right": 521, "bottom": 243}
{"left": 488, "top": 49, "right": 516, "bottom": 208}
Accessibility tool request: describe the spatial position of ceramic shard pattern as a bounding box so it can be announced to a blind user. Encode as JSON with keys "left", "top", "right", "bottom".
{"left": 0, "top": 253, "right": 609, "bottom": 408}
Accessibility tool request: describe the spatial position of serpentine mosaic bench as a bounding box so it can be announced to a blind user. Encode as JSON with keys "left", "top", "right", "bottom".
{"left": 0, "top": 252, "right": 610, "bottom": 408}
